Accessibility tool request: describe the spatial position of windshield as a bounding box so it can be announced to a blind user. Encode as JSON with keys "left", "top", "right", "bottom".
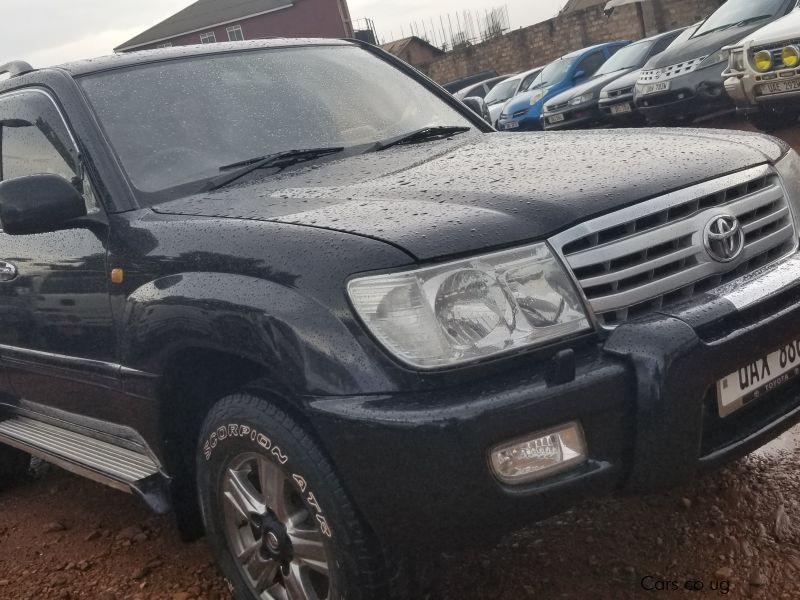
{"left": 526, "top": 57, "right": 575, "bottom": 90}
{"left": 79, "top": 46, "right": 471, "bottom": 201}
{"left": 694, "top": 0, "right": 785, "bottom": 36}
{"left": 484, "top": 78, "right": 520, "bottom": 105}
{"left": 594, "top": 41, "right": 653, "bottom": 75}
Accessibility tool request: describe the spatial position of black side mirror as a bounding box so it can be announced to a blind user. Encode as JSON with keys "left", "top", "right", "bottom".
{"left": 462, "top": 96, "right": 492, "bottom": 124}
{"left": 0, "top": 173, "right": 87, "bottom": 235}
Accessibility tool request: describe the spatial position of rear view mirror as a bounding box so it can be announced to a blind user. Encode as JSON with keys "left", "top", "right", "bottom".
{"left": 0, "top": 173, "right": 87, "bottom": 235}
{"left": 462, "top": 96, "right": 492, "bottom": 124}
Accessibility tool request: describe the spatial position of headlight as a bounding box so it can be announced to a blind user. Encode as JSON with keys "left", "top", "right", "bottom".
{"left": 348, "top": 243, "right": 591, "bottom": 369}
{"left": 783, "top": 45, "right": 800, "bottom": 69}
{"left": 599, "top": 89, "right": 610, "bottom": 99}
{"left": 754, "top": 50, "right": 773, "bottom": 72}
{"left": 776, "top": 150, "right": 800, "bottom": 231}
{"left": 569, "top": 93, "right": 594, "bottom": 106}
{"left": 727, "top": 47, "right": 745, "bottom": 72}
{"left": 699, "top": 49, "right": 730, "bottom": 69}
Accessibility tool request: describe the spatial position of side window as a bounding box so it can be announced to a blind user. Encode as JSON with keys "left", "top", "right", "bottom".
{"left": 576, "top": 52, "right": 606, "bottom": 77}
{"left": 521, "top": 73, "right": 538, "bottom": 91}
{"left": 0, "top": 91, "right": 78, "bottom": 183}
{"left": 0, "top": 90, "right": 96, "bottom": 212}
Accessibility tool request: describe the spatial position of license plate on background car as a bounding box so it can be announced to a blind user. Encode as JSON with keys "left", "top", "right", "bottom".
{"left": 610, "top": 103, "right": 633, "bottom": 115}
{"left": 760, "top": 79, "right": 800, "bottom": 95}
{"left": 639, "top": 81, "right": 670, "bottom": 96}
{"left": 548, "top": 114, "right": 565, "bottom": 123}
{"left": 503, "top": 121, "right": 520, "bottom": 130}
{"left": 716, "top": 339, "right": 800, "bottom": 417}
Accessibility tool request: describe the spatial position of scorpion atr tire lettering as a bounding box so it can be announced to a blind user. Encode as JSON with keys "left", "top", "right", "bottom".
{"left": 197, "top": 392, "right": 385, "bottom": 599}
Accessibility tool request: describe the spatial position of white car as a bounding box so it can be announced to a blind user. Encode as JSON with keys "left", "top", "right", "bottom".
{"left": 724, "top": 8, "right": 800, "bottom": 131}
{"left": 484, "top": 67, "right": 544, "bottom": 126}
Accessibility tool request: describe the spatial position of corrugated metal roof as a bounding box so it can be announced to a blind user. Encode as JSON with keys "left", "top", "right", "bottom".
{"left": 379, "top": 36, "right": 443, "bottom": 57}
{"left": 116, "top": 0, "right": 294, "bottom": 51}
{"left": 559, "top": 0, "right": 608, "bottom": 13}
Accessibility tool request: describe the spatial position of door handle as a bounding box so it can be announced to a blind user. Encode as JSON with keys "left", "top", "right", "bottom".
{"left": 0, "top": 261, "right": 17, "bottom": 282}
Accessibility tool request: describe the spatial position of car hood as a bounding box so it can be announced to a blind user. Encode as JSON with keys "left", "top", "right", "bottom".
{"left": 503, "top": 86, "right": 553, "bottom": 114}
{"left": 547, "top": 69, "right": 635, "bottom": 107}
{"left": 153, "top": 130, "right": 786, "bottom": 261}
{"left": 649, "top": 22, "right": 775, "bottom": 66}
{"left": 602, "top": 69, "right": 641, "bottom": 93}
{"left": 742, "top": 10, "right": 800, "bottom": 48}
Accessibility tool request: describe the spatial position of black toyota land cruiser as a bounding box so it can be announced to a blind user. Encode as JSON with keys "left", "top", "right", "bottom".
{"left": 1, "top": 39, "right": 800, "bottom": 600}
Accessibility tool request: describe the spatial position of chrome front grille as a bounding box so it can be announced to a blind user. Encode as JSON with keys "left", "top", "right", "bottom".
{"left": 608, "top": 86, "right": 634, "bottom": 98}
{"left": 638, "top": 56, "right": 707, "bottom": 84}
{"left": 550, "top": 165, "right": 797, "bottom": 327}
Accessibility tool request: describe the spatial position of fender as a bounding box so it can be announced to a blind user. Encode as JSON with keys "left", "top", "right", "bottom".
{"left": 120, "top": 271, "right": 395, "bottom": 398}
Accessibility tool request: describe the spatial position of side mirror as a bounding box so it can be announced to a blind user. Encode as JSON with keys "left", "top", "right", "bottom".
{"left": 0, "top": 173, "right": 87, "bottom": 235}
{"left": 573, "top": 70, "right": 587, "bottom": 81}
{"left": 462, "top": 96, "right": 492, "bottom": 124}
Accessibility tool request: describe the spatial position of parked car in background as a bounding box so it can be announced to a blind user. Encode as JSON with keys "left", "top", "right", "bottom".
{"left": 484, "top": 67, "right": 544, "bottom": 126}
{"left": 497, "top": 41, "right": 629, "bottom": 131}
{"left": 723, "top": 7, "right": 800, "bottom": 131}
{"left": 454, "top": 75, "right": 512, "bottom": 100}
{"left": 442, "top": 69, "right": 498, "bottom": 94}
{"left": 543, "top": 28, "right": 685, "bottom": 130}
{"left": 635, "top": 0, "right": 798, "bottom": 125}
{"left": 598, "top": 69, "right": 646, "bottom": 124}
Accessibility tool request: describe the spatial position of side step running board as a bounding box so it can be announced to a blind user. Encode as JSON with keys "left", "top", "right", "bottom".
{"left": 0, "top": 416, "right": 171, "bottom": 513}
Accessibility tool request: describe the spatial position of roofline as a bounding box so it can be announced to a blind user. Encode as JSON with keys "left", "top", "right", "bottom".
{"left": 115, "top": 3, "right": 293, "bottom": 52}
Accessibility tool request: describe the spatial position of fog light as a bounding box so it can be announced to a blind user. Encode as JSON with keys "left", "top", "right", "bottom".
{"left": 489, "top": 422, "right": 587, "bottom": 484}
{"left": 754, "top": 50, "right": 773, "bottom": 72}
{"left": 783, "top": 45, "right": 799, "bottom": 69}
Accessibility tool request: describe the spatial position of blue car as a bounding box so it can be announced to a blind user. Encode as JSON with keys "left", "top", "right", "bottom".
{"left": 497, "top": 41, "right": 630, "bottom": 131}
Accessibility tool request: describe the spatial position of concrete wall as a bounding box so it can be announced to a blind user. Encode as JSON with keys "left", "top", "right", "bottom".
{"left": 418, "top": 0, "right": 724, "bottom": 84}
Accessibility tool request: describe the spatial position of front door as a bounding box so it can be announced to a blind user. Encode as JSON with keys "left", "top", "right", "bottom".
{"left": 0, "top": 88, "right": 116, "bottom": 420}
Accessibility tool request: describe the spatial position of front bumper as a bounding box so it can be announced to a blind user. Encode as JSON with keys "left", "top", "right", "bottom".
{"left": 307, "top": 250, "right": 800, "bottom": 550}
{"left": 725, "top": 68, "right": 800, "bottom": 111}
{"left": 635, "top": 65, "right": 732, "bottom": 122}
{"left": 543, "top": 102, "right": 602, "bottom": 130}
{"left": 497, "top": 106, "right": 544, "bottom": 131}
{"left": 598, "top": 94, "right": 642, "bottom": 122}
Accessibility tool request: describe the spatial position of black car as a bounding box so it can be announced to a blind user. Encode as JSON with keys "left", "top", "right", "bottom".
{"left": 2, "top": 39, "right": 800, "bottom": 600}
{"left": 543, "top": 28, "right": 685, "bottom": 130}
{"left": 635, "top": 0, "right": 798, "bottom": 124}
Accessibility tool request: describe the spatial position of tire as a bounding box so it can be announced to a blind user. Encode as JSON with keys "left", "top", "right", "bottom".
{"left": 196, "top": 392, "right": 386, "bottom": 600}
{"left": 0, "top": 445, "right": 30, "bottom": 491}
{"left": 749, "top": 109, "right": 798, "bottom": 133}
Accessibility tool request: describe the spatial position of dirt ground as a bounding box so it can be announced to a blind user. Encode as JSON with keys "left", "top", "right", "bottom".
{"left": 2, "top": 120, "right": 800, "bottom": 600}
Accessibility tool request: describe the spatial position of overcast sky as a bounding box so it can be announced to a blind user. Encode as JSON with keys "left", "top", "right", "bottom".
{"left": 0, "top": 0, "right": 568, "bottom": 67}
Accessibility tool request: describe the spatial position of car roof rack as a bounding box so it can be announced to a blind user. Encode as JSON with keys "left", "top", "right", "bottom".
{"left": 0, "top": 61, "right": 34, "bottom": 78}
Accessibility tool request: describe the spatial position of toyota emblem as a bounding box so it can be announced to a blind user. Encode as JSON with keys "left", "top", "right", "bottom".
{"left": 704, "top": 215, "right": 745, "bottom": 263}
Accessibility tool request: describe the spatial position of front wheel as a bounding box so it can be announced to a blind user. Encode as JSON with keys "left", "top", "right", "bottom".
{"left": 196, "top": 392, "right": 386, "bottom": 600}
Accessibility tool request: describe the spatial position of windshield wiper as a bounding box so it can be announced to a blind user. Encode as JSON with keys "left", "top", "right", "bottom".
{"left": 207, "top": 147, "right": 344, "bottom": 191}
{"left": 375, "top": 126, "right": 471, "bottom": 151}
{"left": 697, "top": 14, "right": 772, "bottom": 36}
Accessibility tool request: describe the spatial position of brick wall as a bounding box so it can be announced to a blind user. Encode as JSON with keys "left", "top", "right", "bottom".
{"left": 418, "top": 0, "right": 725, "bottom": 84}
